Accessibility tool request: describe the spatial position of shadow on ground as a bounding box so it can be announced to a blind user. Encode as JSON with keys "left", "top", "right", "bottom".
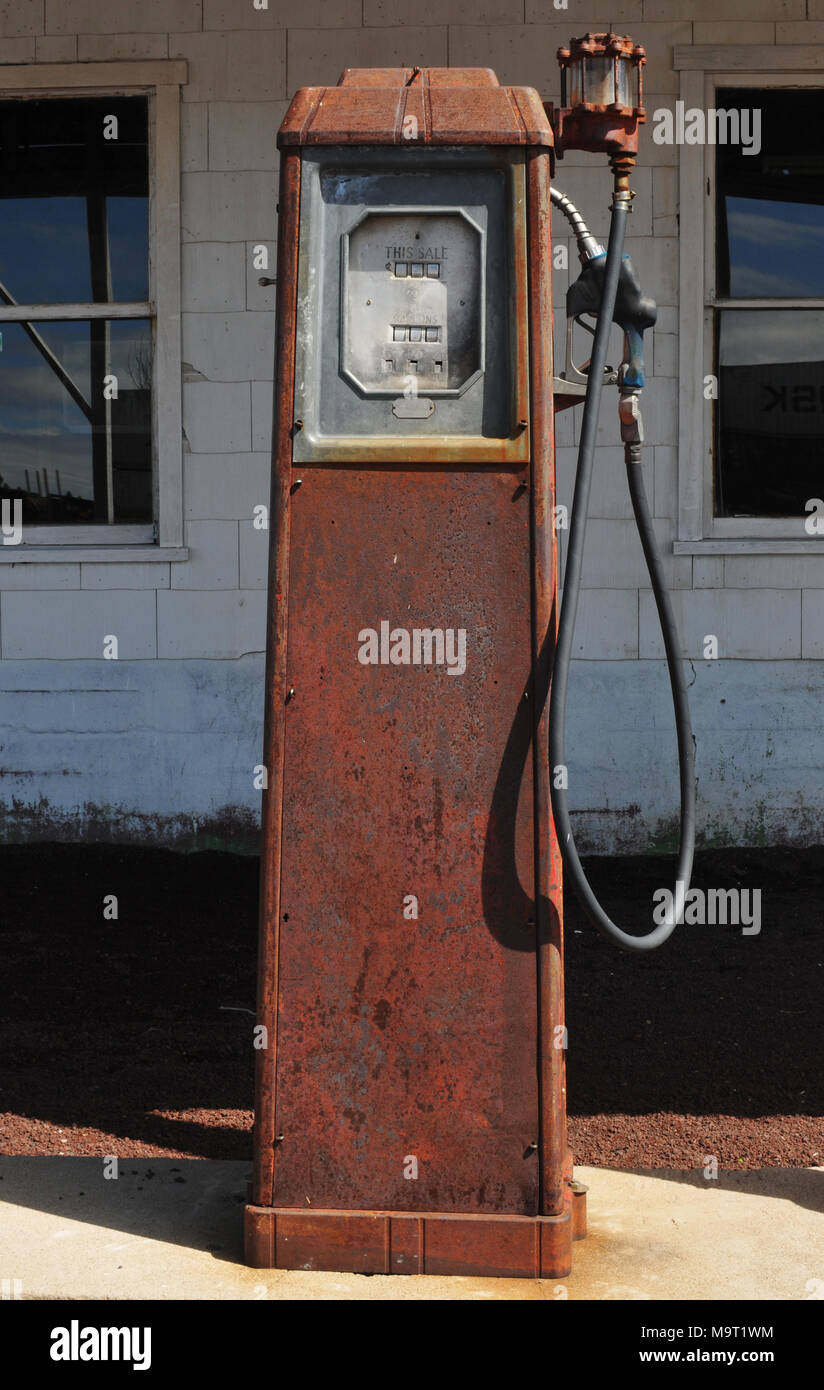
{"left": 616, "top": 1165, "right": 824, "bottom": 1216}
{"left": 0, "top": 846, "right": 256, "bottom": 1159}
{"left": 564, "top": 845, "right": 824, "bottom": 1168}
{"left": 0, "top": 1157, "right": 251, "bottom": 1262}
{"left": 0, "top": 844, "right": 821, "bottom": 1166}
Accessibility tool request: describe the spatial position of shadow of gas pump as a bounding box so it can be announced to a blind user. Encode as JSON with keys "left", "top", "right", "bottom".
{"left": 480, "top": 621, "right": 558, "bottom": 954}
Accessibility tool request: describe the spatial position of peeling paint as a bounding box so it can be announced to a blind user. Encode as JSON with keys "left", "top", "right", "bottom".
{"left": 0, "top": 797, "right": 260, "bottom": 854}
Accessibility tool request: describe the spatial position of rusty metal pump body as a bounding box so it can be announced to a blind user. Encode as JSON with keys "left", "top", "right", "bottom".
{"left": 245, "top": 66, "right": 586, "bottom": 1280}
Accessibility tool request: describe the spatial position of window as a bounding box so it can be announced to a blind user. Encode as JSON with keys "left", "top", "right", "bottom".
{"left": 675, "top": 50, "right": 824, "bottom": 552}
{"left": 0, "top": 97, "right": 151, "bottom": 528}
{"left": 714, "top": 89, "right": 824, "bottom": 520}
{"left": 0, "top": 63, "right": 186, "bottom": 560}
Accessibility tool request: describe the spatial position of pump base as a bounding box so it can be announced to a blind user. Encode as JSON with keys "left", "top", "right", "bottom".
{"left": 244, "top": 1195, "right": 581, "bottom": 1279}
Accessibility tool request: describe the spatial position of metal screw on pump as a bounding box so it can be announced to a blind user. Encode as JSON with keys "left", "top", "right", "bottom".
{"left": 547, "top": 32, "right": 696, "bottom": 950}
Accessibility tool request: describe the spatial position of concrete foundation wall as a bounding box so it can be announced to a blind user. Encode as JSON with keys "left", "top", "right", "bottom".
{"left": 0, "top": 657, "right": 818, "bottom": 856}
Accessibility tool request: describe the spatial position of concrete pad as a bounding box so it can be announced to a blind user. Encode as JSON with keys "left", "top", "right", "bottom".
{"left": 1, "top": 1159, "right": 822, "bottom": 1301}
{"left": 570, "top": 1166, "right": 824, "bottom": 1302}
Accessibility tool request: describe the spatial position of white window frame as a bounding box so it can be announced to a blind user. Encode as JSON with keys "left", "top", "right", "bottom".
{"left": 0, "top": 61, "right": 188, "bottom": 564}
{"left": 674, "top": 45, "right": 824, "bottom": 557}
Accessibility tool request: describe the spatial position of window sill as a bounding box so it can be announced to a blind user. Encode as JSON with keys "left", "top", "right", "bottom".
{"left": 0, "top": 545, "right": 189, "bottom": 564}
{"left": 674, "top": 539, "right": 824, "bottom": 556}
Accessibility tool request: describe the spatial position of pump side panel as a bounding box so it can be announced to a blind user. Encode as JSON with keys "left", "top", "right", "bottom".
{"left": 273, "top": 465, "right": 539, "bottom": 1215}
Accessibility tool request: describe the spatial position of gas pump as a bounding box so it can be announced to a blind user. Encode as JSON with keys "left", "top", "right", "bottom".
{"left": 245, "top": 34, "right": 695, "bottom": 1280}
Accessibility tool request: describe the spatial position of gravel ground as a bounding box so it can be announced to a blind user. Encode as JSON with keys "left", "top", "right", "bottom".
{"left": 1, "top": 844, "right": 821, "bottom": 1168}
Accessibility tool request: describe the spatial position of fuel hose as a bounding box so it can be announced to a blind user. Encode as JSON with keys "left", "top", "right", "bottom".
{"left": 547, "top": 190, "right": 696, "bottom": 950}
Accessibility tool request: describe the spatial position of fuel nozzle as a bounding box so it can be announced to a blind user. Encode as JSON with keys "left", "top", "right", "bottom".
{"left": 566, "top": 248, "right": 657, "bottom": 389}
{"left": 547, "top": 35, "right": 696, "bottom": 953}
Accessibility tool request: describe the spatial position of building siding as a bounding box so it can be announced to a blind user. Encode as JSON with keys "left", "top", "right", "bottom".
{"left": 0, "top": 3, "right": 821, "bottom": 851}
